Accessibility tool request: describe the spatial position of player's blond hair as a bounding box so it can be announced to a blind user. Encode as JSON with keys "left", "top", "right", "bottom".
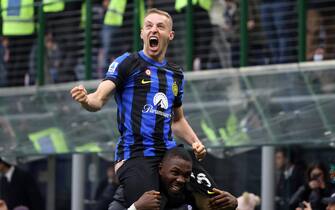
{"left": 144, "top": 8, "right": 173, "bottom": 30}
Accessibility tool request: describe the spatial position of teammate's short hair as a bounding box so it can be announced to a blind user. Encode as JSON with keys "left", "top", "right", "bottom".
{"left": 144, "top": 8, "right": 173, "bottom": 30}
{"left": 162, "top": 147, "right": 192, "bottom": 164}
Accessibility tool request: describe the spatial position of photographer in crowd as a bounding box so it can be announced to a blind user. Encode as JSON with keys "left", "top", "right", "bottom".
{"left": 290, "top": 162, "right": 335, "bottom": 210}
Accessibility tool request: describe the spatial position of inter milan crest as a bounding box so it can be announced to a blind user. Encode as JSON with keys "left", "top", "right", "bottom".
{"left": 172, "top": 81, "right": 178, "bottom": 96}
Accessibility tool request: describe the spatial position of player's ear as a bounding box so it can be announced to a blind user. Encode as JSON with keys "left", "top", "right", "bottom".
{"left": 169, "top": 31, "right": 175, "bottom": 41}
{"left": 140, "top": 28, "right": 144, "bottom": 40}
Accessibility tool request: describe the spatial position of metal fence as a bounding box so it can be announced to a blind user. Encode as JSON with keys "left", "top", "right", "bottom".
{"left": 1, "top": 0, "right": 335, "bottom": 86}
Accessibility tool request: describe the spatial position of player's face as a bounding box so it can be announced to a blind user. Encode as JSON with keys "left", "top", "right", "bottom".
{"left": 275, "top": 151, "right": 285, "bottom": 170}
{"left": 141, "top": 13, "right": 174, "bottom": 62}
{"left": 159, "top": 156, "right": 192, "bottom": 196}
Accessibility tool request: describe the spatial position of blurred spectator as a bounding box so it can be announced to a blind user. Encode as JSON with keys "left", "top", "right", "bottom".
{"left": 207, "top": 0, "right": 266, "bottom": 69}
{"left": 307, "top": 1, "right": 335, "bottom": 61}
{"left": 295, "top": 193, "right": 335, "bottom": 210}
{"left": 313, "top": 47, "right": 325, "bottom": 62}
{"left": 0, "top": 157, "right": 44, "bottom": 210}
{"left": 224, "top": 0, "right": 266, "bottom": 68}
{"left": 175, "top": 0, "right": 213, "bottom": 70}
{"left": 98, "top": 0, "right": 146, "bottom": 77}
{"left": 94, "top": 162, "right": 118, "bottom": 210}
{"left": 237, "top": 192, "right": 260, "bottom": 210}
{"left": 80, "top": 0, "right": 105, "bottom": 80}
{"left": 290, "top": 162, "right": 335, "bottom": 210}
{"left": 206, "top": 0, "right": 232, "bottom": 69}
{"left": 260, "top": 0, "right": 297, "bottom": 64}
{"left": 98, "top": 0, "right": 123, "bottom": 75}
{"left": 1, "top": 0, "right": 35, "bottom": 87}
{"left": 43, "top": 0, "right": 66, "bottom": 41}
{"left": 275, "top": 147, "right": 305, "bottom": 210}
{"left": 0, "top": 37, "right": 9, "bottom": 87}
{"left": 307, "top": 1, "right": 335, "bottom": 94}
{"left": 29, "top": 32, "right": 62, "bottom": 85}
{"left": 57, "top": 1, "right": 82, "bottom": 83}
{"left": 244, "top": 0, "right": 267, "bottom": 67}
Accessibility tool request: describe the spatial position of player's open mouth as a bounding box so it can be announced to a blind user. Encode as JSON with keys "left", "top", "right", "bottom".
{"left": 170, "top": 184, "right": 182, "bottom": 193}
{"left": 149, "top": 36, "right": 159, "bottom": 48}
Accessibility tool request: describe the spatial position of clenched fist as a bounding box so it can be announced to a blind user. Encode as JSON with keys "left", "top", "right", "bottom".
{"left": 70, "top": 85, "right": 88, "bottom": 104}
{"left": 134, "top": 190, "right": 161, "bottom": 210}
{"left": 192, "top": 142, "right": 206, "bottom": 161}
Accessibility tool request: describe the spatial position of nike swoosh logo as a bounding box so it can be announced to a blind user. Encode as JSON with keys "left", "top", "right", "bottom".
{"left": 141, "top": 79, "right": 152, "bottom": 84}
{"left": 207, "top": 190, "right": 215, "bottom": 195}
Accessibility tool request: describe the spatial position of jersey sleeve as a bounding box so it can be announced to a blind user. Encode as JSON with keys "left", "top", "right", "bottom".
{"left": 104, "top": 52, "right": 131, "bottom": 88}
{"left": 174, "top": 76, "right": 184, "bottom": 108}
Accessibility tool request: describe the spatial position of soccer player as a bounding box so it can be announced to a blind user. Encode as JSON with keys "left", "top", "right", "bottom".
{"left": 108, "top": 147, "right": 238, "bottom": 210}
{"left": 71, "top": 8, "right": 206, "bottom": 208}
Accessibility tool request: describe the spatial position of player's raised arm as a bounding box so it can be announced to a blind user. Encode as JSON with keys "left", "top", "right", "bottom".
{"left": 172, "top": 106, "right": 206, "bottom": 160}
{"left": 70, "top": 80, "right": 116, "bottom": 112}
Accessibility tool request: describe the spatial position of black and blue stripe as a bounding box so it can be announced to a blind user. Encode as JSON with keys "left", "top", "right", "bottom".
{"left": 104, "top": 51, "right": 184, "bottom": 160}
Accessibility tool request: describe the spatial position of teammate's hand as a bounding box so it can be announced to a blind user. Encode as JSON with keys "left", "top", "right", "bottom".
{"left": 192, "top": 142, "right": 206, "bottom": 161}
{"left": 134, "top": 190, "right": 161, "bottom": 210}
{"left": 70, "top": 85, "right": 88, "bottom": 104}
{"left": 208, "top": 188, "right": 238, "bottom": 210}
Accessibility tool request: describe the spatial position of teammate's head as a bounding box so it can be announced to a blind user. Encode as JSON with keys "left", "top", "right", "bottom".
{"left": 159, "top": 147, "right": 192, "bottom": 196}
{"left": 141, "top": 8, "right": 175, "bottom": 62}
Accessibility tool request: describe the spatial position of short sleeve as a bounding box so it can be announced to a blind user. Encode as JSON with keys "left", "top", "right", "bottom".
{"left": 174, "top": 77, "right": 184, "bottom": 108}
{"left": 104, "top": 52, "right": 130, "bottom": 87}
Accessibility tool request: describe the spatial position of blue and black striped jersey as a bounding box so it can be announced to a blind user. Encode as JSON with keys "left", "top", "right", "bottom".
{"left": 105, "top": 51, "right": 185, "bottom": 160}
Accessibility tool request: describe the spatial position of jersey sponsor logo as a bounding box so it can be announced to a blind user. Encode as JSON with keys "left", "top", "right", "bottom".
{"left": 108, "top": 61, "right": 119, "bottom": 74}
{"left": 141, "top": 79, "right": 152, "bottom": 84}
{"left": 153, "top": 92, "right": 168, "bottom": 109}
{"left": 142, "top": 92, "right": 171, "bottom": 118}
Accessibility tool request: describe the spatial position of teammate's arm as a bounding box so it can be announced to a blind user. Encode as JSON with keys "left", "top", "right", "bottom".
{"left": 172, "top": 106, "right": 206, "bottom": 160}
{"left": 108, "top": 190, "right": 161, "bottom": 210}
{"left": 70, "top": 80, "right": 116, "bottom": 112}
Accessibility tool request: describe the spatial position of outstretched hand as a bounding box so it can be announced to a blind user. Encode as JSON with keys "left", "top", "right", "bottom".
{"left": 134, "top": 190, "right": 161, "bottom": 210}
{"left": 192, "top": 142, "right": 206, "bottom": 161}
{"left": 208, "top": 188, "right": 238, "bottom": 210}
{"left": 70, "top": 85, "right": 88, "bottom": 104}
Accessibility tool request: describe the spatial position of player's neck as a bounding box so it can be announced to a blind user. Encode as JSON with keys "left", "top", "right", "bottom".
{"left": 142, "top": 49, "right": 166, "bottom": 63}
